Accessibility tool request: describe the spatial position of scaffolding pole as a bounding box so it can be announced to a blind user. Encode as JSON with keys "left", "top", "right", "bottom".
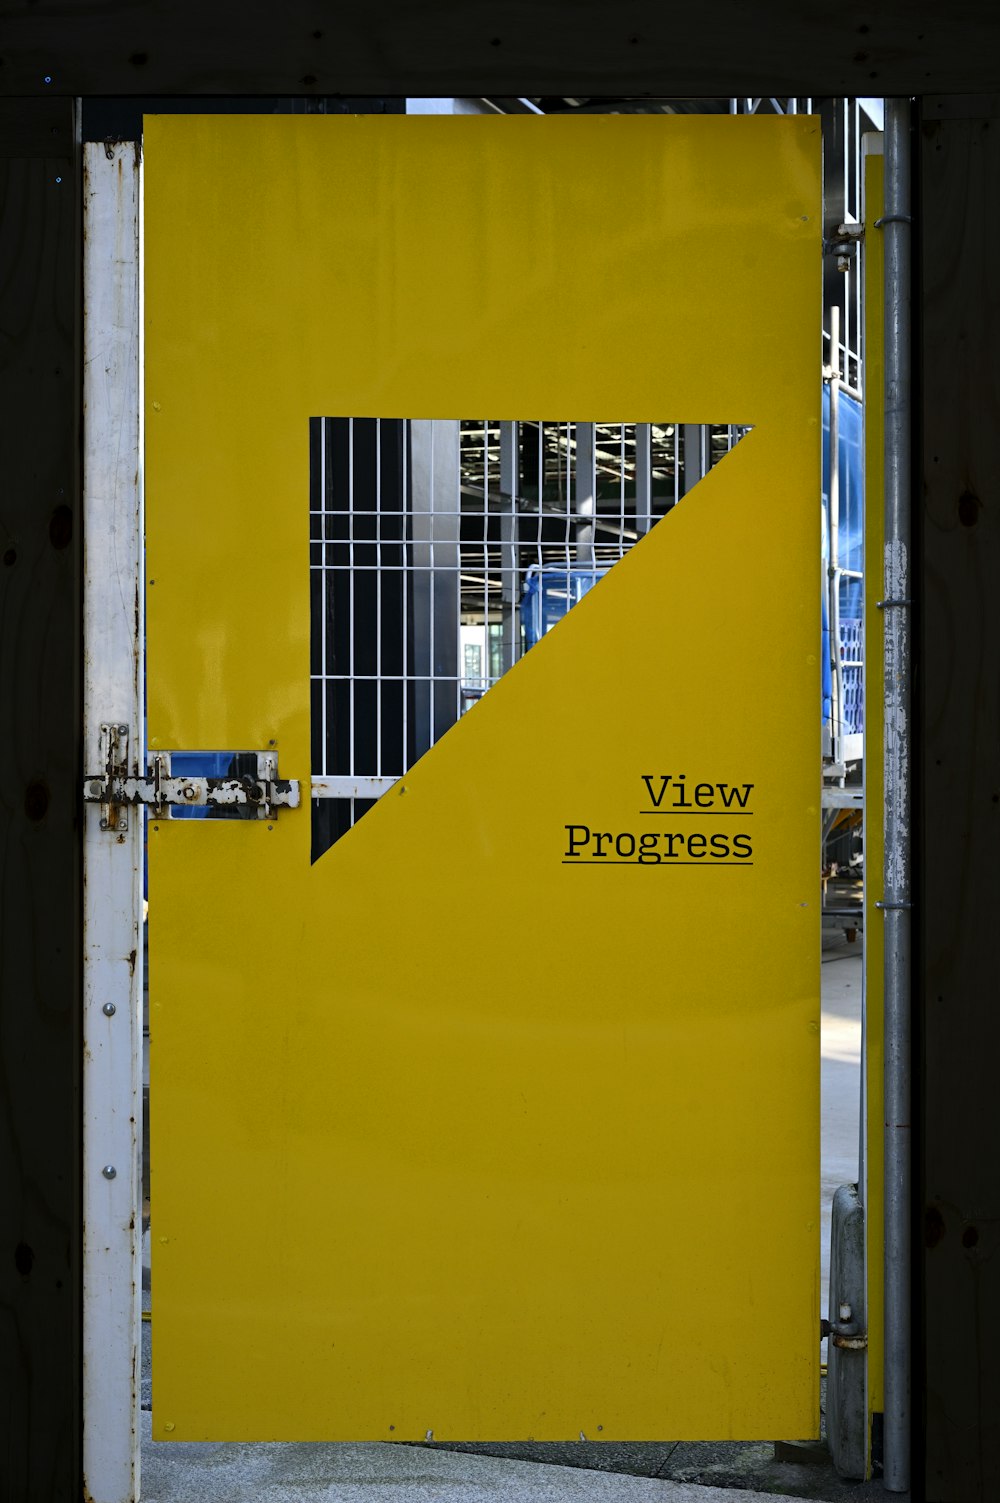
{"left": 881, "top": 95, "right": 913, "bottom": 1497}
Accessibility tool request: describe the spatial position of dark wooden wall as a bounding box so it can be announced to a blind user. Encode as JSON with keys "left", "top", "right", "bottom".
{"left": 0, "top": 0, "right": 997, "bottom": 97}
{"left": 919, "top": 94, "right": 1000, "bottom": 1503}
{"left": 0, "top": 37, "right": 998, "bottom": 1503}
{"left": 0, "top": 98, "right": 81, "bottom": 1502}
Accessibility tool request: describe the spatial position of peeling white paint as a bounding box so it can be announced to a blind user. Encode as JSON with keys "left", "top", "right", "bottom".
{"left": 83, "top": 142, "right": 142, "bottom": 1503}
{"left": 883, "top": 538, "right": 911, "bottom": 893}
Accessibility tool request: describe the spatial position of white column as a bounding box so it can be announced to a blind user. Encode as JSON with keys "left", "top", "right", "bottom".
{"left": 82, "top": 141, "right": 143, "bottom": 1503}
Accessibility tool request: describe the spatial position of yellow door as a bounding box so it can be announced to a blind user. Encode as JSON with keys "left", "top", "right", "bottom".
{"left": 145, "top": 113, "right": 821, "bottom": 1442}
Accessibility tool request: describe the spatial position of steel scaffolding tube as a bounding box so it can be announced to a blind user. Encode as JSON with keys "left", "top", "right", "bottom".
{"left": 881, "top": 96, "right": 913, "bottom": 1497}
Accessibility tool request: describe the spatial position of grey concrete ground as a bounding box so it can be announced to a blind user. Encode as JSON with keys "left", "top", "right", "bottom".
{"left": 819, "top": 925, "right": 863, "bottom": 1363}
{"left": 140, "top": 919, "right": 893, "bottom": 1500}
{"left": 139, "top": 1411, "right": 823, "bottom": 1503}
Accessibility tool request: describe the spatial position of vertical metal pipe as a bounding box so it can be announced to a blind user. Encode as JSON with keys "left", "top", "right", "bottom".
{"left": 882, "top": 95, "right": 912, "bottom": 1496}
{"left": 828, "top": 305, "right": 844, "bottom": 770}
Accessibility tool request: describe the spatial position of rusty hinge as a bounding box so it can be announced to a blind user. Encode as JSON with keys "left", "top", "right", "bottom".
{"left": 820, "top": 1303, "right": 869, "bottom": 1351}
{"left": 84, "top": 743, "right": 300, "bottom": 825}
{"left": 822, "top": 221, "right": 865, "bottom": 272}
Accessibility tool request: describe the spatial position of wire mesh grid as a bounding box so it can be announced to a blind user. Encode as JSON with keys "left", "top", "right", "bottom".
{"left": 309, "top": 417, "right": 745, "bottom": 854}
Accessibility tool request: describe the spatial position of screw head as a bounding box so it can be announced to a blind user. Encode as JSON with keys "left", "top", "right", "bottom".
{"left": 89, "top": 780, "right": 102, "bottom": 796}
{"left": 99, "top": 818, "right": 109, "bottom": 831}
{"left": 118, "top": 724, "right": 128, "bottom": 735}
{"left": 117, "top": 817, "right": 127, "bottom": 830}
{"left": 102, "top": 1002, "right": 116, "bottom": 1017}
{"left": 102, "top": 1164, "right": 117, "bottom": 1180}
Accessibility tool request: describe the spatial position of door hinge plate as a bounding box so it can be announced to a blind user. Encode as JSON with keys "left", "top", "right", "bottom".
{"left": 90, "top": 722, "right": 131, "bottom": 831}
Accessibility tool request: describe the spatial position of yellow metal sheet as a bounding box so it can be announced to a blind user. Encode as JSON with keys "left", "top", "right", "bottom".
{"left": 863, "top": 146, "right": 886, "bottom": 1460}
{"left": 146, "top": 115, "right": 821, "bottom": 1441}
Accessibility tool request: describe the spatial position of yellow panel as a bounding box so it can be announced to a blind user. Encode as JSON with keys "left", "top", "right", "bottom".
{"left": 146, "top": 115, "right": 821, "bottom": 1441}
{"left": 863, "top": 146, "right": 886, "bottom": 1459}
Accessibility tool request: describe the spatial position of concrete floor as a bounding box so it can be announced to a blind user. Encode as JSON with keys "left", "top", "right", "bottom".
{"left": 140, "top": 924, "right": 878, "bottom": 1500}
{"left": 138, "top": 1413, "right": 823, "bottom": 1503}
{"left": 819, "top": 927, "right": 863, "bottom": 1360}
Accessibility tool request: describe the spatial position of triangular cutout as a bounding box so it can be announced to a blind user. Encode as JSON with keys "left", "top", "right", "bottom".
{"left": 310, "top": 418, "right": 750, "bottom": 862}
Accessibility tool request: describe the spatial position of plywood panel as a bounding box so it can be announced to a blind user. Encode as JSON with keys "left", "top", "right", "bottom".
{"left": 919, "top": 96, "right": 1000, "bottom": 1503}
{"left": 0, "top": 99, "right": 82, "bottom": 1502}
{"left": 1, "top": 2, "right": 998, "bottom": 98}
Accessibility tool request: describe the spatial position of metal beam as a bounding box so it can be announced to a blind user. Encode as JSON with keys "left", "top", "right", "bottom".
{"left": 634, "top": 422, "right": 652, "bottom": 535}
{"left": 410, "top": 420, "right": 461, "bottom": 751}
{"left": 574, "top": 421, "right": 596, "bottom": 563}
{"left": 498, "top": 420, "right": 521, "bottom": 671}
{"left": 681, "top": 424, "right": 707, "bottom": 495}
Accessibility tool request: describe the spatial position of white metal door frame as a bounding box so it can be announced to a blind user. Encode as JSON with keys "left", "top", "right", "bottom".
{"left": 82, "top": 139, "right": 143, "bottom": 1503}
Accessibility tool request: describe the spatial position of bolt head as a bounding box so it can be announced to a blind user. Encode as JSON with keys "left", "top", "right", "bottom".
{"left": 89, "top": 780, "right": 102, "bottom": 796}
{"left": 100, "top": 818, "right": 109, "bottom": 830}
{"left": 118, "top": 724, "right": 128, "bottom": 735}
{"left": 102, "top": 1002, "right": 116, "bottom": 1017}
{"left": 118, "top": 818, "right": 127, "bottom": 830}
{"left": 102, "top": 1164, "right": 117, "bottom": 1180}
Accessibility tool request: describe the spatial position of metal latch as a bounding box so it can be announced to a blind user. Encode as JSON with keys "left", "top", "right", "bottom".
{"left": 84, "top": 741, "right": 300, "bottom": 825}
